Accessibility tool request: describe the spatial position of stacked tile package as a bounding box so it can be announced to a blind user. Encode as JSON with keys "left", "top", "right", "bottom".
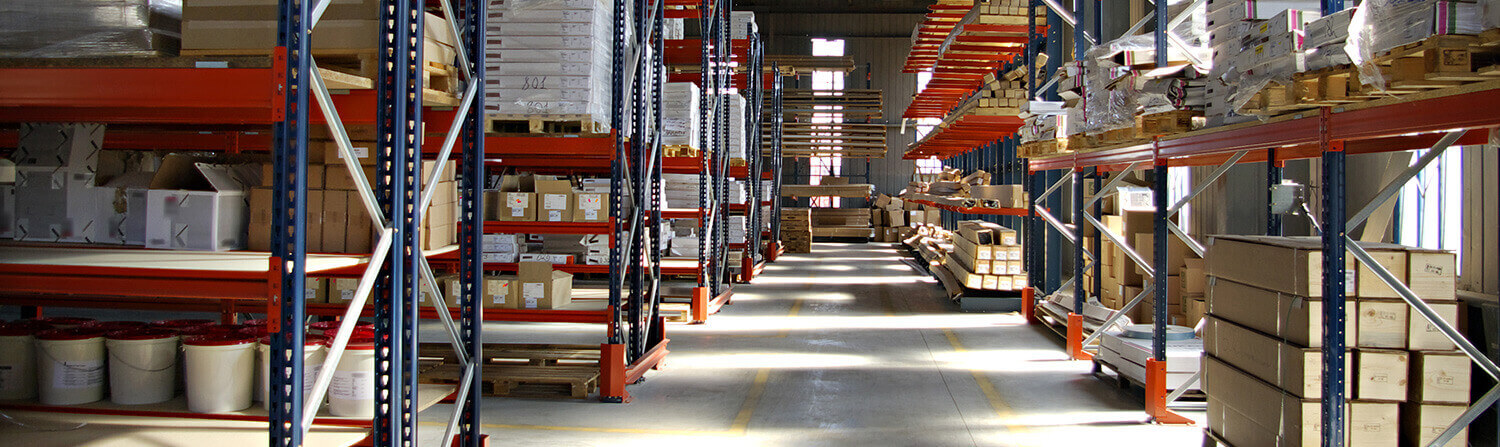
{"left": 485, "top": 0, "right": 624, "bottom": 128}
{"left": 0, "top": 0, "right": 181, "bottom": 57}
{"left": 1200, "top": 235, "right": 1470, "bottom": 447}
{"left": 1204, "top": 0, "right": 1324, "bottom": 125}
{"left": 662, "top": 82, "right": 702, "bottom": 149}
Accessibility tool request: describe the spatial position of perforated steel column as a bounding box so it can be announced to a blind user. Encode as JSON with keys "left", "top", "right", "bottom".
{"left": 269, "top": 0, "right": 311, "bottom": 444}
{"left": 456, "top": 0, "right": 485, "bottom": 443}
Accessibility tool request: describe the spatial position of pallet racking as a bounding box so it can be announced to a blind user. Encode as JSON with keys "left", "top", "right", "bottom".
{"left": 902, "top": 0, "right": 1500, "bottom": 442}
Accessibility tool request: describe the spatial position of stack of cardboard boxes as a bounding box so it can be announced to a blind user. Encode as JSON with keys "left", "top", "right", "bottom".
{"left": 1201, "top": 235, "right": 1467, "bottom": 447}
{"left": 939, "top": 220, "right": 1026, "bottom": 291}
{"left": 248, "top": 141, "right": 458, "bottom": 253}
{"left": 871, "top": 194, "right": 942, "bottom": 242}
{"left": 810, "top": 208, "right": 873, "bottom": 239}
{"left": 1083, "top": 185, "right": 1205, "bottom": 326}
{"left": 779, "top": 208, "right": 812, "bottom": 253}
{"left": 486, "top": 173, "right": 609, "bottom": 224}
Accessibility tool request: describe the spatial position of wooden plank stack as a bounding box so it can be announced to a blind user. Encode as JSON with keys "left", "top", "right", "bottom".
{"left": 810, "top": 208, "right": 874, "bottom": 239}
{"left": 1200, "top": 235, "right": 1468, "bottom": 447}
{"left": 940, "top": 220, "right": 1027, "bottom": 291}
{"left": 780, "top": 208, "right": 812, "bottom": 253}
{"left": 761, "top": 122, "right": 887, "bottom": 159}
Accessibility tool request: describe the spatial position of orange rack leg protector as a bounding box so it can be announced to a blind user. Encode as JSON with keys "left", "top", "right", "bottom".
{"left": 1067, "top": 313, "right": 1092, "bottom": 361}
{"left": 691, "top": 286, "right": 710, "bottom": 324}
{"left": 740, "top": 256, "right": 755, "bottom": 283}
{"left": 599, "top": 343, "right": 629, "bottom": 403}
{"left": 1020, "top": 287, "right": 1036, "bottom": 324}
{"left": 765, "top": 241, "right": 780, "bottom": 262}
{"left": 1145, "top": 358, "right": 1194, "bottom": 425}
{"left": 452, "top": 435, "right": 490, "bottom": 447}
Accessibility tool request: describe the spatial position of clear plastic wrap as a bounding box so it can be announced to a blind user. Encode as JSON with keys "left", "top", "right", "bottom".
{"left": 484, "top": 0, "right": 620, "bottom": 125}
{"left": 1082, "top": 57, "right": 1135, "bottom": 133}
{"left": 1348, "top": 0, "right": 1485, "bottom": 91}
{"left": 1228, "top": 52, "right": 1306, "bottom": 114}
{"left": 0, "top": 0, "right": 181, "bottom": 58}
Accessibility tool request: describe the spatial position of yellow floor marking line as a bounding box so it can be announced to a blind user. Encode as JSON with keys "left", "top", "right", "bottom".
{"left": 943, "top": 328, "right": 1031, "bottom": 437}
{"left": 729, "top": 368, "right": 772, "bottom": 434}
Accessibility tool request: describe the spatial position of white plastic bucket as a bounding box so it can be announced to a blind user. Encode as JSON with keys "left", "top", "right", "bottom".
{"left": 183, "top": 334, "right": 255, "bottom": 413}
{"left": 0, "top": 321, "right": 50, "bottom": 400}
{"left": 35, "top": 329, "right": 107, "bottom": 405}
{"left": 256, "top": 335, "right": 329, "bottom": 410}
{"left": 329, "top": 336, "right": 376, "bottom": 418}
{"left": 105, "top": 329, "right": 179, "bottom": 405}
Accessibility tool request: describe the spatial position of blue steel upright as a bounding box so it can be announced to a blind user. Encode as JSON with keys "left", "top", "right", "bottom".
{"left": 269, "top": 0, "right": 311, "bottom": 445}
{"left": 456, "top": 0, "right": 486, "bottom": 444}
{"left": 373, "top": 0, "right": 423, "bottom": 444}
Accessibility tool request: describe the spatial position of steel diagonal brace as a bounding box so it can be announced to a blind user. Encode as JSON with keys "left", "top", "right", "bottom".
{"left": 1083, "top": 213, "right": 1156, "bottom": 278}
{"left": 1346, "top": 130, "right": 1464, "bottom": 230}
{"left": 438, "top": 0, "right": 473, "bottom": 78}
{"left": 1084, "top": 163, "right": 1141, "bottom": 209}
{"left": 418, "top": 80, "right": 481, "bottom": 222}
{"left": 419, "top": 256, "right": 471, "bottom": 365}
{"left": 301, "top": 228, "right": 394, "bottom": 433}
{"left": 1157, "top": 150, "right": 1247, "bottom": 257}
{"left": 1163, "top": 371, "right": 1200, "bottom": 404}
{"left": 1430, "top": 384, "right": 1500, "bottom": 447}
{"left": 1166, "top": 221, "right": 1205, "bottom": 258}
{"left": 1033, "top": 171, "right": 1072, "bottom": 206}
{"left": 441, "top": 363, "right": 477, "bottom": 446}
{"left": 1080, "top": 284, "right": 1156, "bottom": 347}
{"left": 311, "top": 62, "right": 386, "bottom": 228}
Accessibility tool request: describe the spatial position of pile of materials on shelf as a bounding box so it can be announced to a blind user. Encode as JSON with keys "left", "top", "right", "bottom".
{"left": 1079, "top": 184, "right": 1205, "bottom": 326}
{"left": 482, "top": 0, "right": 619, "bottom": 133}
{"left": 1201, "top": 235, "right": 1466, "bottom": 447}
{"left": 903, "top": 168, "right": 1029, "bottom": 210}
{"left": 1017, "top": 0, "right": 1500, "bottom": 158}
{"left": 779, "top": 176, "right": 875, "bottom": 198}
{"left": 870, "top": 194, "right": 938, "bottom": 242}
{"left": 937, "top": 220, "right": 1027, "bottom": 292}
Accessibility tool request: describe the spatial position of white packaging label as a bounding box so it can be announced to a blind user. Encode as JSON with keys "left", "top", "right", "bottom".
{"left": 0, "top": 365, "right": 17, "bottom": 391}
{"left": 53, "top": 359, "right": 104, "bottom": 389}
{"left": 512, "top": 206, "right": 525, "bottom": 217}
{"left": 341, "top": 289, "right": 354, "bottom": 301}
{"left": 523, "top": 282, "right": 544, "bottom": 300}
{"left": 547, "top": 210, "right": 562, "bottom": 221}
{"left": 579, "top": 195, "right": 602, "bottom": 210}
{"left": 584, "top": 209, "right": 597, "bottom": 220}
{"left": 492, "top": 294, "right": 505, "bottom": 305}
{"left": 524, "top": 297, "right": 539, "bottom": 309}
{"left": 331, "top": 370, "right": 373, "bottom": 400}
{"left": 337, "top": 146, "right": 369, "bottom": 160}
{"left": 303, "top": 364, "right": 322, "bottom": 395}
{"left": 543, "top": 194, "right": 567, "bottom": 210}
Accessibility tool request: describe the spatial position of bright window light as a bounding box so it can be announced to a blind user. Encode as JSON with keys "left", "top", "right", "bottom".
{"left": 1399, "top": 146, "right": 1462, "bottom": 272}
{"left": 811, "top": 38, "right": 845, "bottom": 57}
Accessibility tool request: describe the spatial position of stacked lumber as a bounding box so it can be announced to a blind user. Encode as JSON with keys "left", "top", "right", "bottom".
{"left": 810, "top": 209, "right": 873, "bottom": 239}
{"left": 779, "top": 208, "right": 812, "bottom": 253}
{"left": 1201, "top": 236, "right": 1468, "bottom": 447}
{"left": 761, "top": 122, "right": 887, "bottom": 158}
{"left": 779, "top": 184, "right": 874, "bottom": 198}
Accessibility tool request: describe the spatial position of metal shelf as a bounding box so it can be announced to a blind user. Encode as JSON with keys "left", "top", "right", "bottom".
{"left": 484, "top": 221, "right": 613, "bottom": 235}
{"left": 908, "top": 199, "right": 1029, "bottom": 216}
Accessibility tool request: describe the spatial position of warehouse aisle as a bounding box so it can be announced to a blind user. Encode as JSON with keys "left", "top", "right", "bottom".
{"left": 418, "top": 242, "right": 1205, "bottom": 446}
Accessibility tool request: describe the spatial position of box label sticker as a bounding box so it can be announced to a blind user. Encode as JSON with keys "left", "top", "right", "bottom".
{"left": 584, "top": 209, "right": 597, "bottom": 220}
{"left": 525, "top": 297, "right": 539, "bottom": 309}
{"left": 523, "top": 282, "right": 544, "bottom": 300}
{"left": 579, "top": 195, "right": 602, "bottom": 210}
{"left": 52, "top": 359, "right": 104, "bottom": 389}
{"left": 543, "top": 194, "right": 567, "bottom": 210}
{"left": 547, "top": 210, "right": 562, "bottom": 221}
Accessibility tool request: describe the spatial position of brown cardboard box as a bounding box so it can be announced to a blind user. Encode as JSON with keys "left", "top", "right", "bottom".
{"left": 304, "top": 277, "right": 328, "bottom": 303}
{"left": 325, "top": 165, "right": 378, "bottom": 191}
{"left": 498, "top": 192, "right": 536, "bottom": 221}
{"left": 261, "top": 164, "right": 324, "bottom": 189}
{"left": 319, "top": 140, "right": 378, "bottom": 166}
{"left": 424, "top": 224, "right": 453, "bottom": 250}
{"left": 329, "top": 278, "right": 359, "bottom": 304}
{"left": 1205, "top": 235, "right": 1357, "bottom": 298}
{"left": 319, "top": 190, "right": 345, "bottom": 253}
{"left": 1409, "top": 302, "right": 1459, "bottom": 351}
{"left": 1203, "top": 355, "right": 1398, "bottom": 447}
{"left": 1357, "top": 299, "right": 1409, "bottom": 349}
{"left": 516, "top": 262, "right": 573, "bottom": 309}
{"left": 248, "top": 187, "right": 273, "bottom": 251}
{"left": 1357, "top": 250, "right": 1408, "bottom": 299}
{"left": 573, "top": 192, "right": 607, "bottom": 222}
{"left": 1407, "top": 251, "right": 1457, "bottom": 301}
{"left": 439, "top": 275, "right": 512, "bottom": 309}
{"left": 305, "top": 190, "right": 327, "bottom": 252}
{"left": 885, "top": 209, "right": 905, "bottom": 227}
{"left": 347, "top": 191, "right": 373, "bottom": 253}
{"left": 1182, "top": 257, "right": 1207, "bottom": 294}
{"left": 1353, "top": 349, "right": 1408, "bottom": 401}
{"left": 1206, "top": 276, "right": 1357, "bottom": 348}
{"left": 1401, "top": 403, "right": 1467, "bottom": 447}
{"left": 1134, "top": 232, "right": 1192, "bottom": 276}
{"left": 1410, "top": 351, "right": 1470, "bottom": 404}
{"left": 534, "top": 179, "right": 573, "bottom": 222}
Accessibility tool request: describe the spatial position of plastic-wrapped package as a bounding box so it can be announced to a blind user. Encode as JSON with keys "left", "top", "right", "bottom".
{"left": 1134, "top": 66, "right": 1207, "bottom": 115}
{"left": 0, "top": 0, "right": 181, "bottom": 57}
{"left": 484, "top": 0, "right": 620, "bottom": 125}
{"left": 1348, "top": 0, "right": 1485, "bottom": 91}
{"left": 661, "top": 82, "right": 701, "bottom": 148}
{"left": 1081, "top": 56, "right": 1135, "bottom": 134}
{"left": 1304, "top": 8, "right": 1356, "bottom": 49}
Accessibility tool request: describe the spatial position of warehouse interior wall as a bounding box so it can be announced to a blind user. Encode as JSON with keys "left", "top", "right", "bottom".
{"left": 759, "top": 11, "right": 924, "bottom": 207}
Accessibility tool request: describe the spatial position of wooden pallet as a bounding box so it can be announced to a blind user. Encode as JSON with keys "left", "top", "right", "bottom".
{"left": 1134, "top": 110, "right": 1201, "bottom": 137}
{"left": 729, "top": 157, "right": 747, "bottom": 167}
{"left": 418, "top": 343, "right": 602, "bottom": 399}
{"left": 659, "top": 302, "right": 692, "bottom": 323}
{"left": 1241, "top": 33, "right": 1500, "bottom": 116}
{"left": 484, "top": 114, "right": 609, "bottom": 135}
{"left": 1017, "top": 137, "right": 1070, "bottom": 158}
{"left": 664, "top": 145, "right": 700, "bottom": 158}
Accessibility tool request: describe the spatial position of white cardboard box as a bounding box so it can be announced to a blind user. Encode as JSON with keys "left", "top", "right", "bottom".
{"left": 13, "top": 167, "right": 101, "bottom": 243}
{"left": 144, "top": 156, "right": 258, "bottom": 251}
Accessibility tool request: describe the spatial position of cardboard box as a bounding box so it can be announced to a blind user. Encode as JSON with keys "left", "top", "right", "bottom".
{"left": 325, "top": 165, "right": 378, "bottom": 191}
{"left": 329, "top": 278, "right": 360, "bottom": 304}
{"left": 261, "top": 163, "right": 324, "bottom": 189}
{"left": 1357, "top": 299, "right": 1409, "bottom": 349}
{"left": 144, "top": 156, "right": 257, "bottom": 251}
{"left": 347, "top": 190, "right": 374, "bottom": 253}
{"left": 1206, "top": 235, "right": 1357, "bottom": 298}
{"left": 1206, "top": 276, "right": 1356, "bottom": 348}
{"left": 247, "top": 187, "right": 273, "bottom": 250}
{"left": 574, "top": 192, "right": 607, "bottom": 222}
{"left": 1202, "top": 316, "right": 1345, "bottom": 399}
{"left": 885, "top": 209, "right": 906, "bottom": 227}
{"left": 1134, "top": 232, "right": 1193, "bottom": 276}
{"left": 1410, "top": 351, "right": 1470, "bottom": 404}
{"left": 302, "top": 277, "right": 328, "bottom": 303}
{"left": 1409, "top": 302, "right": 1459, "bottom": 351}
{"left": 1203, "top": 355, "right": 1398, "bottom": 447}
{"left": 1407, "top": 251, "right": 1457, "bottom": 301}
{"left": 1354, "top": 349, "right": 1409, "bottom": 401}
{"left": 13, "top": 168, "right": 102, "bottom": 243}
{"left": 498, "top": 192, "right": 536, "bottom": 221}
{"left": 318, "top": 190, "right": 346, "bottom": 253}
{"left": 1401, "top": 403, "right": 1467, "bottom": 447}
{"left": 1182, "top": 257, "right": 1207, "bottom": 294}
{"left": 439, "top": 275, "right": 512, "bottom": 309}
{"left": 516, "top": 262, "right": 572, "bottom": 309}
{"left": 535, "top": 179, "right": 573, "bottom": 222}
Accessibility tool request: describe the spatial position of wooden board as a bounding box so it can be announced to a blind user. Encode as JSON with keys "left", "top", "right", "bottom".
{"left": 780, "top": 184, "right": 875, "bottom": 198}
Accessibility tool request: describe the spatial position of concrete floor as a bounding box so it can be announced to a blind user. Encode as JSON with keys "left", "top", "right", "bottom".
{"left": 416, "top": 242, "right": 1208, "bottom": 446}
